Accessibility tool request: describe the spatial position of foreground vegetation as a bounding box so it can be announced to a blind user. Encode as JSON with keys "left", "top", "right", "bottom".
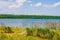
{"left": 0, "top": 25, "right": 60, "bottom": 40}
{"left": 0, "top": 14, "right": 60, "bottom": 19}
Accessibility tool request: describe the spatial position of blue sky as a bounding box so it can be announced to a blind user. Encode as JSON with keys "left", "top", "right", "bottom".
{"left": 0, "top": 0, "right": 60, "bottom": 16}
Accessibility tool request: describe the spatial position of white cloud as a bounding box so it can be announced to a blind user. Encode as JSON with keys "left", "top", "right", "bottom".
{"left": 30, "top": 4, "right": 33, "bottom": 7}
{"left": 16, "top": 0, "right": 26, "bottom": 3}
{"left": 8, "top": 0, "right": 27, "bottom": 8}
{"left": 35, "top": 2, "right": 42, "bottom": 7}
{"left": 27, "top": 1, "right": 32, "bottom": 3}
{"left": 43, "top": 2, "right": 60, "bottom": 8}
{"left": 0, "top": 0, "right": 27, "bottom": 9}
{"left": 0, "top": 0, "right": 60, "bottom": 9}
{"left": 9, "top": 3, "right": 23, "bottom": 8}
{"left": 0, "top": 9, "right": 9, "bottom": 14}
{"left": 31, "top": 2, "right": 60, "bottom": 8}
{"left": 30, "top": 2, "right": 42, "bottom": 7}
{"left": 0, "top": 0, "right": 27, "bottom": 14}
{"left": 52, "top": 2, "right": 60, "bottom": 7}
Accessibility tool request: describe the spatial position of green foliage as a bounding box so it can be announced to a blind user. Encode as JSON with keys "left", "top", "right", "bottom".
{"left": 51, "top": 33, "right": 60, "bottom": 40}
{"left": 37, "top": 28, "right": 53, "bottom": 38}
{"left": 0, "top": 14, "right": 60, "bottom": 19}
{"left": 0, "top": 34, "right": 37, "bottom": 40}
{"left": 0, "top": 26, "right": 13, "bottom": 33}
{"left": 0, "top": 26, "right": 60, "bottom": 40}
{"left": 26, "top": 28, "right": 38, "bottom": 36}
{"left": 18, "top": 36, "right": 37, "bottom": 40}
{"left": 5, "top": 27, "right": 14, "bottom": 33}
{"left": 26, "top": 28, "right": 60, "bottom": 40}
{"left": 26, "top": 28, "right": 33, "bottom": 36}
{"left": 0, "top": 33, "right": 7, "bottom": 40}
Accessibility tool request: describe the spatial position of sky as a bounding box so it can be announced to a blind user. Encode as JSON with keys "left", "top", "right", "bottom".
{"left": 0, "top": 0, "right": 60, "bottom": 16}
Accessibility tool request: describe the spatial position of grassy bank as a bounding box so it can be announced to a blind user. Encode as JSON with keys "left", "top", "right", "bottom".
{"left": 0, "top": 26, "right": 60, "bottom": 40}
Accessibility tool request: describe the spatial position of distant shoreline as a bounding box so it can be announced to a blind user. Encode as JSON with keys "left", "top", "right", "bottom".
{"left": 0, "top": 14, "right": 60, "bottom": 19}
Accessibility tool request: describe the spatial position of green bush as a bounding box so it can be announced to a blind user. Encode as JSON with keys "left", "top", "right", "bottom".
{"left": 52, "top": 33, "right": 60, "bottom": 40}
{"left": 0, "top": 26, "right": 13, "bottom": 33}
{"left": 26, "top": 28, "right": 60, "bottom": 40}
{"left": 26, "top": 28, "right": 38, "bottom": 36}
{"left": 26, "top": 28, "right": 33, "bottom": 36}
{"left": 5, "top": 27, "right": 14, "bottom": 33}
{"left": 37, "top": 28, "right": 56, "bottom": 39}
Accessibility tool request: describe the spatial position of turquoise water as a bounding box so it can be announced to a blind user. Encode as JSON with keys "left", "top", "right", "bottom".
{"left": 0, "top": 19, "right": 60, "bottom": 27}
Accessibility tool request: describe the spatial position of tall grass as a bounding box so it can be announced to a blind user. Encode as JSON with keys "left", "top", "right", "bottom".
{"left": 0, "top": 26, "right": 60, "bottom": 40}
{"left": 26, "top": 28, "right": 60, "bottom": 40}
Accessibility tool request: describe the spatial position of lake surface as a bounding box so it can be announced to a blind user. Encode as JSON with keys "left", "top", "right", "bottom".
{"left": 0, "top": 19, "right": 60, "bottom": 27}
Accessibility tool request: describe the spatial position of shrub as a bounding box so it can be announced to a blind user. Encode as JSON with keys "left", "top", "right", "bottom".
{"left": 5, "top": 27, "right": 14, "bottom": 33}
{"left": 24, "top": 28, "right": 60, "bottom": 40}
{"left": 37, "top": 28, "right": 56, "bottom": 39}
{"left": 26, "top": 28, "right": 33, "bottom": 36}
{"left": 0, "top": 26, "right": 13, "bottom": 33}
{"left": 52, "top": 33, "right": 60, "bottom": 40}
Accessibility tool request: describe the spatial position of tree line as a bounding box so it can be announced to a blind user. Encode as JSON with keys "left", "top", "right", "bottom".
{"left": 0, "top": 14, "right": 60, "bottom": 19}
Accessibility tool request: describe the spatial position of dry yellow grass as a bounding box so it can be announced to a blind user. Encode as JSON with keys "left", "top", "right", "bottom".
{"left": 0, "top": 28, "right": 48, "bottom": 40}
{"left": 0, "top": 28, "right": 60, "bottom": 40}
{"left": 52, "top": 30, "right": 60, "bottom": 36}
